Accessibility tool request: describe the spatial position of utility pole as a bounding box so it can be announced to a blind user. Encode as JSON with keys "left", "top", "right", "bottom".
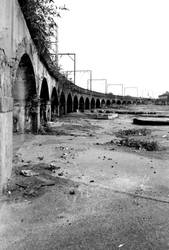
{"left": 58, "top": 53, "right": 76, "bottom": 84}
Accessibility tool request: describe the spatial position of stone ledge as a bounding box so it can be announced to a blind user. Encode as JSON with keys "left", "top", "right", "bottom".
{"left": 0, "top": 97, "right": 13, "bottom": 112}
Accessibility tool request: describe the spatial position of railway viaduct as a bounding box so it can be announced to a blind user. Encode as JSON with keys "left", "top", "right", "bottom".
{"left": 0, "top": 0, "right": 149, "bottom": 190}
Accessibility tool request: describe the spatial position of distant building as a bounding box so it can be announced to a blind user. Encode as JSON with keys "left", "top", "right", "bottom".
{"left": 158, "top": 91, "right": 169, "bottom": 105}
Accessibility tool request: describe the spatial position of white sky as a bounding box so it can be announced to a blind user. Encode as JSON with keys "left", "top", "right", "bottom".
{"left": 56, "top": 0, "right": 169, "bottom": 97}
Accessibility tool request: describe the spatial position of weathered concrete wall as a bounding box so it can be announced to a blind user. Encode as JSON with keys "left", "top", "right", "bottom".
{"left": 0, "top": 0, "right": 58, "bottom": 190}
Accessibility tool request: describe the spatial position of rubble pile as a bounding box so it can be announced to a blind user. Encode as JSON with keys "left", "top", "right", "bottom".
{"left": 107, "top": 128, "right": 159, "bottom": 151}
{"left": 116, "top": 128, "right": 151, "bottom": 137}
{"left": 115, "top": 138, "right": 159, "bottom": 151}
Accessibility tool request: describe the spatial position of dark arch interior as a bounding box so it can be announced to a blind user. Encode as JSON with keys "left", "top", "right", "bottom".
{"left": 96, "top": 99, "right": 100, "bottom": 108}
{"left": 51, "top": 87, "right": 58, "bottom": 120}
{"left": 91, "top": 98, "right": 95, "bottom": 109}
{"left": 40, "top": 79, "right": 49, "bottom": 101}
{"left": 106, "top": 100, "right": 111, "bottom": 106}
{"left": 117, "top": 100, "right": 121, "bottom": 105}
{"left": 13, "top": 53, "right": 37, "bottom": 133}
{"left": 85, "top": 98, "right": 90, "bottom": 110}
{"left": 40, "top": 78, "right": 50, "bottom": 123}
{"left": 101, "top": 99, "right": 105, "bottom": 107}
{"left": 73, "top": 96, "right": 78, "bottom": 112}
{"left": 79, "top": 96, "right": 84, "bottom": 112}
{"left": 60, "top": 91, "right": 66, "bottom": 115}
{"left": 67, "top": 93, "right": 73, "bottom": 113}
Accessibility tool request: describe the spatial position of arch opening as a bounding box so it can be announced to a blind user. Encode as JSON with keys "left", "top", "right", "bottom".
{"left": 13, "top": 54, "right": 37, "bottom": 133}
{"left": 79, "top": 96, "right": 84, "bottom": 112}
{"left": 85, "top": 98, "right": 90, "bottom": 110}
{"left": 106, "top": 100, "right": 111, "bottom": 106}
{"left": 51, "top": 87, "right": 58, "bottom": 120}
{"left": 73, "top": 96, "right": 78, "bottom": 112}
{"left": 40, "top": 78, "right": 50, "bottom": 124}
{"left": 67, "top": 93, "right": 73, "bottom": 113}
{"left": 117, "top": 100, "right": 121, "bottom": 105}
{"left": 127, "top": 100, "right": 132, "bottom": 105}
{"left": 96, "top": 99, "right": 100, "bottom": 108}
{"left": 101, "top": 99, "right": 105, "bottom": 108}
{"left": 91, "top": 98, "right": 95, "bottom": 109}
{"left": 60, "top": 91, "right": 66, "bottom": 116}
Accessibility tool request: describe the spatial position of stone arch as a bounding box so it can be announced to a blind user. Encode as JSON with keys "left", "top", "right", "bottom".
{"left": 67, "top": 93, "right": 73, "bottom": 113}
{"left": 79, "top": 96, "right": 85, "bottom": 112}
{"left": 13, "top": 53, "right": 37, "bottom": 133}
{"left": 122, "top": 100, "right": 126, "bottom": 105}
{"left": 91, "top": 98, "right": 95, "bottom": 109}
{"left": 127, "top": 100, "right": 132, "bottom": 105}
{"left": 112, "top": 100, "right": 116, "bottom": 105}
{"left": 60, "top": 91, "right": 66, "bottom": 115}
{"left": 51, "top": 87, "right": 58, "bottom": 120}
{"left": 12, "top": 39, "right": 36, "bottom": 84}
{"left": 136, "top": 100, "right": 141, "bottom": 105}
{"left": 101, "top": 99, "right": 105, "bottom": 107}
{"left": 106, "top": 100, "right": 111, "bottom": 106}
{"left": 117, "top": 100, "right": 121, "bottom": 105}
{"left": 96, "top": 99, "right": 100, "bottom": 108}
{"left": 73, "top": 95, "right": 78, "bottom": 112}
{"left": 85, "top": 97, "right": 90, "bottom": 110}
{"left": 40, "top": 78, "right": 50, "bottom": 124}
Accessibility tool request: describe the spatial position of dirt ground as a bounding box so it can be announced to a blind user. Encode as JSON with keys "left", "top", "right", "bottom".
{"left": 1, "top": 105, "right": 169, "bottom": 249}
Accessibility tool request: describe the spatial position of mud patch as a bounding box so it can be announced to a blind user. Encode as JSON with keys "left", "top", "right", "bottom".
{"left": 3, "top": 163, "right": 79, "bottom": 202}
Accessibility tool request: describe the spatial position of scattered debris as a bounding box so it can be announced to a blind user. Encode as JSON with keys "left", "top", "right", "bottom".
{"left": 45, "top": 162, "right": 61, "bottom": 171}
{"left": 118, "top": 244, "right": 125, "bottom": 248}
{"left": 69, "top": 189, "right": 75, "bottom": 195}
{"left": 58, "top": 172, "right": 64, "bottom": 176}
{"left": 38, "top": 156, "right": 44, "bottom": 161}
{"left": 20, "top": 170, "right": 39, "bottom": 177}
